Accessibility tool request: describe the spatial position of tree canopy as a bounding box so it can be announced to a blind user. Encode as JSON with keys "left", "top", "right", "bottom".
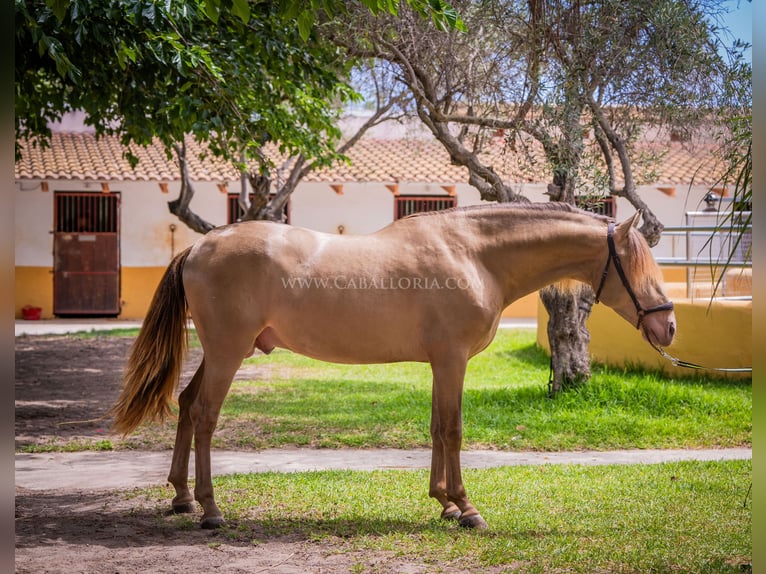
{"left": 340, "top": 0, "right": 750, "bottom": 392}
{"left": 15, "top": 0, "right": 462, "bottom": 167}
{"left": 16, "top": 0, "right": 463, "bottom": 230}
{"left": 16, "top": 1, "right": 342, "bottom": 167}
{"left": 343, "top": 0, "right": 750, "bottom": 244}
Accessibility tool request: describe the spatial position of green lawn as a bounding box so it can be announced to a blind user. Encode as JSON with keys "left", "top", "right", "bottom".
{"left": 26, "top": 328, "right": 751, "bottom": 452}
{"left": 133, "top": 459, "right": 751, "bottom": 573}
{"left": 212, "top": 328, "right": 751, "bottom": 451}
{"left": 45, "top": 328, "right": 753, "bottom": 571}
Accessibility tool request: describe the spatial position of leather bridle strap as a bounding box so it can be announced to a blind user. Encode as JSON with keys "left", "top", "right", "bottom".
{"left": 593, "top": 222, "right": 750, "bottom": 373}
{"left": 594, "top": 222, "right": 674, "bottom": 329}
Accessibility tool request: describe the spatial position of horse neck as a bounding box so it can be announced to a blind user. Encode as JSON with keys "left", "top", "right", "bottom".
{"left": 466, "top": 209, "right": 607, "bottom": 303}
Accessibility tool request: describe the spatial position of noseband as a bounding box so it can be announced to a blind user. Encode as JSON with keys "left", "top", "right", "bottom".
{"left": 594, "top": 222, "right": 674, "bottom": 329}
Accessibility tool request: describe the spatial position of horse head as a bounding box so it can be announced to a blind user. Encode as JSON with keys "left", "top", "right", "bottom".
{"left": 594, "top": 212, "right": 676, "bottom": 348}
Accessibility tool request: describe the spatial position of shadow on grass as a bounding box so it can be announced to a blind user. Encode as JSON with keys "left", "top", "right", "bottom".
{"left": 495, "top": 342, "right": 752, "bottom": 389}
{"left": 15, "top": 490, "right": 459, "bottom": 550}
{"left": 494, "top": 343, "right": 550, "bottom": 368}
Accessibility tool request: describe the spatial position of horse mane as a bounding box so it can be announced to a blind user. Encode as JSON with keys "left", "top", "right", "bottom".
{"left": 403, "top": 201, "right": 661, "bottom": 295}
{"left": 624, "top": 223, "right": 665, "bottom": 291}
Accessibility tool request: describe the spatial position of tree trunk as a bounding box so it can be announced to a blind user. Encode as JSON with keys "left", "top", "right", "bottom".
{"left": 542, "top": 155, "right": 594, "bottom": 396}
{"left": 540, "top": 283, "right": 594, "bottom": 395}
{"left": 168, "top": 141, "right": 216, "bottom": 234}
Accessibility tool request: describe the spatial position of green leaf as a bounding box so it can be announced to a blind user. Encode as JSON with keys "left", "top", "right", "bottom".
{"left": 231, "top": 0, "right": 250, "bottom": 23}
{"left": 297, "top": 10, "right": 313, "bottom": 41}
{"left": 282, "top": 1, "right": 302, "bottom": 20}
{"left": 46, "top": 0, "right": 69, "bottom": 21}
{"left": 204, "top": 0, "right": 221, "bottom": 23}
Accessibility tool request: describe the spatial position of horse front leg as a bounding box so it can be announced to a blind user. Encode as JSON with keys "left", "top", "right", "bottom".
{"left": 429, "top": 402, "right": 461, "bottom": 521}
{"left": 167, "top": 359, "right": 204, "bottom": 514}
{"left": 429, "top": 355, "right": 489, "bottom": 530}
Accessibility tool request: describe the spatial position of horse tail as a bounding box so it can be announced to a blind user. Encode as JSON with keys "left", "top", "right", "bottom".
{"left": 110, "top": 246, "right": 193, "bottom": 436}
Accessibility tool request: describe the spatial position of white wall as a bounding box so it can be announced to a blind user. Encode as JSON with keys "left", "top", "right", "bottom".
{"left": 290, "top": 182, "right": 393, "bottom": 235}
{"left": 119, "top": 181, "right": 226, "bottom": 266}
{"left": 15, "top": 179, "right": 228, "bottom": 268}
{"left": 16, "top": 177, "right": 729, "bottom": 267}
{"left": 15, "top": 181, "right": 54, "bottom": 266}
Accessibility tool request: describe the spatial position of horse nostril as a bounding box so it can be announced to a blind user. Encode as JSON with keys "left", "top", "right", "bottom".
{"left": 669, "top": 322, "right": 676, "bottom": 339}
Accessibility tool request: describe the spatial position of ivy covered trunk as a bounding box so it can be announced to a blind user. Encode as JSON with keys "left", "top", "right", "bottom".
{"left": 540, "top": 283, "right": 594, "bottom": 395}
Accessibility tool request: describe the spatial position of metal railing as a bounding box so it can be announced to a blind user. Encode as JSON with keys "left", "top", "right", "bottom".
{"left": 655, "top": 212, "right": 752, "bottom": 299}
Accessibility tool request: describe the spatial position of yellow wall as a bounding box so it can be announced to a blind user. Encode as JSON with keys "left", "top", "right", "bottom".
{"left": 536, "top": 298, "right": 751, "bottom": 379}
{"left": 15, "top": 267, "right": 53, "bottom": 318}
{"left": 119, "top": 267, "right": 167, "bottom": 319}
{"left": 501, "top": 268, "right": 688, "bottom": 320}
{"left": 662, "top": 266, "right": 686, "bottom": 283}
{"left": 501, "top": 292, "right": 539, "bottom": 319}
{"left": 15, "top": 266, "right": 166, "bottom": 319}
{"left": 15, "top": 264, "right": 544, "bottom": 320}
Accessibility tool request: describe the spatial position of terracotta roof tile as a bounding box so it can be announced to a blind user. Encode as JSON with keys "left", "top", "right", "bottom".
{"left": 15, "top": 132, "right": 726, "bottom": 186}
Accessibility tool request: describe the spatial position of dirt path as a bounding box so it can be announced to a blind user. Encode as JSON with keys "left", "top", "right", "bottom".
{"left": 15, "top": 334, "right": 197, "bottom": 448}
{"left": 15, "top": 486, "right": 456, "bottom": 574}
{"left": 13, "top": 336, "right": 330, "bottom": 573}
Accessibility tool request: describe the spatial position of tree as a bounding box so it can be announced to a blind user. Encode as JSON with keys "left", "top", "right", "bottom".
{"left": 15, "top": 0, "right": 462, "bottom": 230}
{"left": 341, "top": 0, "right": 739, "bottom": 392}
{"left": 704, "top": 29, "right": 752, "bottom": 296}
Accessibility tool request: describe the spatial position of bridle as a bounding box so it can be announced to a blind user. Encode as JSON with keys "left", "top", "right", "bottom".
{"left": 594, "top": 222, "right": 674, "bottom": 330}
{"left": 592, "top": 222, "right": 751, "bottom": 374}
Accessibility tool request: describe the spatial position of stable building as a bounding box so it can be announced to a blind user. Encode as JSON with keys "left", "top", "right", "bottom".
{"left": 15, "top": 130, "right": 728, "bottom": 320}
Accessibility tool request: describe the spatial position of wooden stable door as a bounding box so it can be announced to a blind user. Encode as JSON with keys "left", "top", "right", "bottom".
{"left": 53, "top": 192, "right": 121, "bottom": 316}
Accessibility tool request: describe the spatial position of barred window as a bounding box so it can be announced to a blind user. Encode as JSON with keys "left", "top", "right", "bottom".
{"left": 227, "top": 194, "right": 290, "bottom": 224}
{"left": 55, "top": 192, "right": 119, "bottom": 233}
{"left": 395, "top": 195, "right": 457, "bottom": 220}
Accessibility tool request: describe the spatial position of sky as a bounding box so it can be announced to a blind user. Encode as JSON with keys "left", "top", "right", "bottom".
{"left": 719, "top": 0, "right": 752, "bottom": 62}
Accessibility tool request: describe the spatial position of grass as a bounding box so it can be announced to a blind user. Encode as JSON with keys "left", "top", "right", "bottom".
{"left": 31, "top": 328, "right": 752, "bottom": 570}
{"left": 212, "top": 328, "right": 750, "bottom": 451}
{"left": 132, "top": 459, "right": 752, "bottom": 573}
{"left": 26, "top": 328, "right": 751, "bottom": 452}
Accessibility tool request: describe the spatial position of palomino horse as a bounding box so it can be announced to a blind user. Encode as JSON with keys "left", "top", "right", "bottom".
{"left": 111, "top": 202, "right": 675, "bottom": 529}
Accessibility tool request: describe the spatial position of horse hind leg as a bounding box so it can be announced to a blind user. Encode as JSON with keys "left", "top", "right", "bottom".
{"left": 167, "top": 359, "right": 205, "bottom": 514}
{"left": 188, "top": 349, "right": 248, "bottom": 529}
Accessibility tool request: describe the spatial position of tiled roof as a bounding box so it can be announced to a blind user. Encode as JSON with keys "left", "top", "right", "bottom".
{"left": 15, "top": 132, "right": 726, "bottom": 186}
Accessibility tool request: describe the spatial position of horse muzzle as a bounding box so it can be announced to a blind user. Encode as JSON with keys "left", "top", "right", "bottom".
{"left": 640, "top": 309, "right": 676, "bottom": 348}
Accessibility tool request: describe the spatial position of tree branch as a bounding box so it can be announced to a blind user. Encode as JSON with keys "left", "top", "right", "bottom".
{"left": 586, "top": 94, "right": 663, "bottom": 244}
{"left": 168, "top": 140, "right": 216, "bottom": 234}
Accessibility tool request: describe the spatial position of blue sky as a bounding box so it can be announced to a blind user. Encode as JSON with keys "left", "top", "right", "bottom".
{"left": 719, "top": 0, "right": 752, "bottom": 61}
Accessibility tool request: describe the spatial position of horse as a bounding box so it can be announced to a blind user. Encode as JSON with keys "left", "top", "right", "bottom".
{"left": 110, "top": 202, "right": 676, "bottom": 530}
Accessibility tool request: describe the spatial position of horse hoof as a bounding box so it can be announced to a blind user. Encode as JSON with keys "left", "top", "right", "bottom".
{"left": 200, "top": 516, "right": 226, "bottom": 529}
{"left": 440, "top": 509, "right": 462, "bottom": 521}
{"left": 458, "top": 514, "right": 488, "bottom": 530}
{"left": 171, "top": 502, "right": 196, "bottom": 514}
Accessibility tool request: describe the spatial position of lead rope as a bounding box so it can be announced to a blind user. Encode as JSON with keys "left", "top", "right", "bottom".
{"left": 549, "top": 327, "right": 751, "bottom": 392}
{"left": 599, "top": 222, "right": 750, "bottom": 374}
{"left": 647, "top": 340, "right": 752, "bottom": 373}
{"left": 549, "top": 221, "right": 750, "bottom": 393}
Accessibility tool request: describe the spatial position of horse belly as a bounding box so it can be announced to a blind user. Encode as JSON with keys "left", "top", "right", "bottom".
{"left": 263, "top": 314, "right": 429, "bottom": 364}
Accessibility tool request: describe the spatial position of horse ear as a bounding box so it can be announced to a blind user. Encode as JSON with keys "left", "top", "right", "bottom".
{"left": 615, "top": 210, "right": 642, "bottom": 238}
